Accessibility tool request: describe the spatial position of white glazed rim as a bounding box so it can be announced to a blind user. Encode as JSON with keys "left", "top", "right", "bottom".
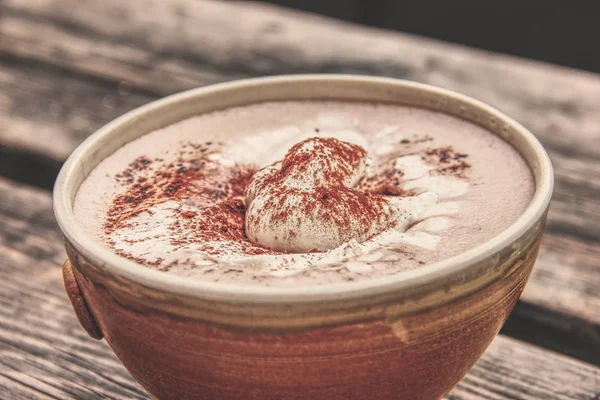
{"left": 54, "top": 75, "right": 553, "bottom": 304}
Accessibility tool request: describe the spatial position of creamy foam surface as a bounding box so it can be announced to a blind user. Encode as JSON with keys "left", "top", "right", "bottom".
{"left": 74, "top": 101, "right": 534, "bottom": 286}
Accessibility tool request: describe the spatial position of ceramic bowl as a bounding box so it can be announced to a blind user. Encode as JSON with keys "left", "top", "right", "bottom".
{"left": 54, "top": 75, "right": 553, "bottom": 400}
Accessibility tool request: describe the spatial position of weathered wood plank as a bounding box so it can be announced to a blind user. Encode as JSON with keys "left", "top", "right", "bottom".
{"left": 503, "top": 233, "right": 600, "bottom": 365}
{"left": 0, "top": 56, "right": 156, "bottom": 163}
{"left": 0, "top": 0, "right": 599, "bottom": 363}
{"left": 0, "top": 177, "right": 598, "bottom": 399}
{"left": 0, "top": 180, "right": 148, "bottom": 399}
{"left": 446, "top": 340, "right": 600, "bottom": 400}
{"left": 528, "top": 235, "right": 600, "bottom": 327}
{"left": 0, "top": 55, "right": 157, "bottom": 189}
{"left": 1, "top": 0, "right": 599, "bottom": 240}
{"left": 4, "top": 0, "right": 600, "bottom": 145}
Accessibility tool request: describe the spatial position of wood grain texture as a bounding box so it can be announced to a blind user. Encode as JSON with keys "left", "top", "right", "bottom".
{"left": 0, "top": 56, "right": 155, "bottom": 163}
{"left": 0, "top": 0, "right": 599, "bottom": 359}
{"left": 0, "top": 177, "right": 598, "bottom": 399}
{"left": 503, "top": 233, "right": 600, "bottom": 365}
{"left": 1, "top": 0, "right": 599, "bottom": 238}
{"left": 0, "top": 55, "right": 156, "bottom": 188}
{"left": 1, "top": 0, "right": 600, "bottom": 235}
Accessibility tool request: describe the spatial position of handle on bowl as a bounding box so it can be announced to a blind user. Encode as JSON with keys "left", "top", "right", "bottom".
{"left": 63, "top": 259, "right": 104, "bottom": 340}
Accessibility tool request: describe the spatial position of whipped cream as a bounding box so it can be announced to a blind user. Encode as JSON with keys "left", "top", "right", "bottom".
{"left": 245, "top": 137, "right": 439, "bottom": 252}
{"left": 102, "top": 135, "right": 466, "bottom": 280}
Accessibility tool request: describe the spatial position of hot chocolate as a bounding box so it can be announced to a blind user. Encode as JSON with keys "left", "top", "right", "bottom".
{"left": 74, "top": 101, "right": 534, "bottom": 286}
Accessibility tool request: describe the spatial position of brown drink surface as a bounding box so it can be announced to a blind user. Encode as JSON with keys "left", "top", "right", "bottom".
{"left": 74, "top": 101, "right": 534, "bottom": 286}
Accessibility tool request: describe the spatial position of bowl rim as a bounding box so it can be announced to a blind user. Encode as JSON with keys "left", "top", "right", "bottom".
{"left": 53, "top": 74, "right": 553, "bottom": 304}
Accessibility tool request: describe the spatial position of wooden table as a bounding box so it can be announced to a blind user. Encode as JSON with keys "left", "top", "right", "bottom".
{"left": 1, "top": 1, "right": 599, "bottom": 398}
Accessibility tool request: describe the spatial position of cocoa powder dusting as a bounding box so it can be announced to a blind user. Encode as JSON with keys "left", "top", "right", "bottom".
{"left": 245, "top": 138, "right": 403, "bottom": 245}
{"left": 279, "top": 138, "right": 367, "bottom": 186}
{"left": 105, "top": 143, "right": 257, "bottom": 235}
{"left": 424, "top": 147, "right": 471, "bottom": 177}
{"left": 104, "top": 137, "right": 465, "bottom": 269}
{"left": 116, "top": 156, "right": 153, "bottom": 184}
{"left": 357, "top": 159, "right": 407, "bottom": 196}
{"left": 311, "top": 186, "right": 388, "bottom": 230}
{"left": 105, "top": 142, "right": 270, "bottom": 265}
{"left": 172, "top": 198, "right": 273, "bottom": 256}
{"left": 246, "top": 138, "right": 383, "bottom": 236}
{"left": 106, "top": 159, "right": 205, "bottom": 234}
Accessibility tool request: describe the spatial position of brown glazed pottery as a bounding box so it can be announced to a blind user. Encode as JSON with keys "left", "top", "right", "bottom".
{"left": 54, "top": 75, "right": 553, "bottom": 400}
